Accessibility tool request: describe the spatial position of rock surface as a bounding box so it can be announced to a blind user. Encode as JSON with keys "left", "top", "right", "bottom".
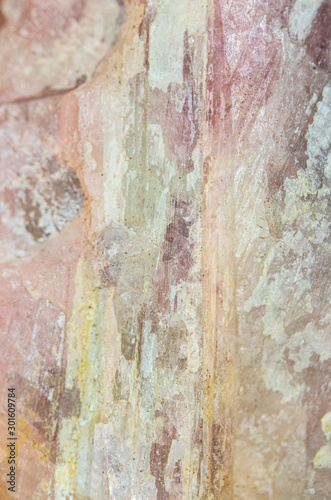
{"left": 0, "top": 0, "right": 330, "bottom": 499}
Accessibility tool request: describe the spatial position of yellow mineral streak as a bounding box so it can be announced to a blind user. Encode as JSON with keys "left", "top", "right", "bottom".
{"left": 313, "top": 445, "right": 331, "bottom": 469}
{"left": 321, "top": 411, "right": 331, "bottom": 438}
{"left": 55, "top": 257, "right": 105, "bottom": 498}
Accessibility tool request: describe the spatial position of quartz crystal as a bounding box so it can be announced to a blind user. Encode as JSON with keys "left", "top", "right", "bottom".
{"left": 0, "top": 0, "right": 330, "bottom": 498}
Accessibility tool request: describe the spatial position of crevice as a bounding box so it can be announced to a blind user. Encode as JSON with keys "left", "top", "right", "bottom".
{"left": 0, "top": 78, "right": 87, "bottom": 107}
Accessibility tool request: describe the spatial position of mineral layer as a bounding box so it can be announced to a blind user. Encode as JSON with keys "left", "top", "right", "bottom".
{"left": 0, "top": 0, "right": 330, "bottom": 499}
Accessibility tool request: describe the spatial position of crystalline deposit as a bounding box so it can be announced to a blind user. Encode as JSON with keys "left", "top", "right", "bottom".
{"left": 0, "top": 0, "right": 330, "bottom": 498}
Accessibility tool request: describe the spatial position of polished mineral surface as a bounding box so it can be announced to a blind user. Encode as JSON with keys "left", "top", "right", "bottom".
{"left": 0, "top": 0, "right": 330, "bottom": 498}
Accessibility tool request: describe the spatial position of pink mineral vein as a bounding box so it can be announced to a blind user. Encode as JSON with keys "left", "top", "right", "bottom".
{"left": 0, "top": 0, "right": 330, "bottom": 499}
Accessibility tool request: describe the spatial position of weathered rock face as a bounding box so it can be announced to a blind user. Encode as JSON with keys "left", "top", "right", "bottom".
{"left": 0, "top": 0, "right": 122, "bottom": 103}
{"left": 0, "top": 0, "right": 330, "bottom": 499}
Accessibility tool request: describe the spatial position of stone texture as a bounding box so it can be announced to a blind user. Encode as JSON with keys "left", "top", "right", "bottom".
{"left": 0, "top": 0, "right": 122, "bottom": 103}
{"left": 0, "top": 0, "right": 330, "bottom": 499}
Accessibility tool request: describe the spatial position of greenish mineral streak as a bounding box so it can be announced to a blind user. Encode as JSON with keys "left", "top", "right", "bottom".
{"left": 56, "top": 278, "right": 108, "bottom": 498}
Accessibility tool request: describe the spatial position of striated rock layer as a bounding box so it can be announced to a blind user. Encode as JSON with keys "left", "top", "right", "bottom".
{"left": 0, "top": 0, "right": 330, "bottom": 498}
